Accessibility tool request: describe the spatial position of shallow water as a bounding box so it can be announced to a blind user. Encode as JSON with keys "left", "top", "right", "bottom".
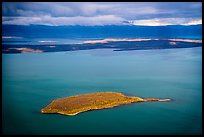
{"left": 2, "top": 47, "right": 202, "bottom": 135}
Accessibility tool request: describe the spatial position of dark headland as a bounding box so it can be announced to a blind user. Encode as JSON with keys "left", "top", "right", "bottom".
{"left": 2, "top": 39, "right": 202, "bottom": 54}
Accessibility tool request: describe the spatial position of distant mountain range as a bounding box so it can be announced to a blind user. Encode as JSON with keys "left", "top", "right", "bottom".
{"left": 2, "top": 24, "right": 202, "bottom": 39}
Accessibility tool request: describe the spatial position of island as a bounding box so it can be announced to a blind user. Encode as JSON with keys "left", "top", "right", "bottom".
{"left": 41, "top": 92, "right": 171, "bottom": 116}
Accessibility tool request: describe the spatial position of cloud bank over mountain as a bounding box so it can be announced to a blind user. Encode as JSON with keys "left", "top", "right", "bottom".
{"left": 2, "top": 2, "right": 202, "bottom": 26}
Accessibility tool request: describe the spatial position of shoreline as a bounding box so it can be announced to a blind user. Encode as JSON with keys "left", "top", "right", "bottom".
{"left": 41, "top": 92, "right": 171, "bottom": 116}
{"left": 2, "top": 38, "right": 202, "bottom": 54}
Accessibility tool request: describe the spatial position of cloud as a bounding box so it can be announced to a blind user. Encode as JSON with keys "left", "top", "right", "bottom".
{"left": 128, "top": 18, "right": 202, "bottom": 26}
{"left": 3, "top": 2, "right": 201, "bottom": 18}
{"left": 182, "top": 19, "right": 202, "bottom": 26}
{"left": 3, "top": 16, "right": 202, "bottom": 26}
{"left": 128, "top": 19, "right": 172, "bottom": 26}
{"left": 2, "top": 15, "right": 125, "bottom": 26}
{"left": 2, "top": 2, "right": 202, "bottom": 26}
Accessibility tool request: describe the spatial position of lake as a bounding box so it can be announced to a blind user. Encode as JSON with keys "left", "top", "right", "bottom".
{"left": 2, "top": 47, "right": 202, "bottom": 135}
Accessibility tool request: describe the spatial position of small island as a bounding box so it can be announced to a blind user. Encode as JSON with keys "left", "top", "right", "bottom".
{"left": 41, "top": 92, "right": 171, "bottom": 116}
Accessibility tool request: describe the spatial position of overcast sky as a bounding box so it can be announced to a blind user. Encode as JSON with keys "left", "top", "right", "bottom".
{"left": 2, "top": 2, "right": 202, "bottom": 26}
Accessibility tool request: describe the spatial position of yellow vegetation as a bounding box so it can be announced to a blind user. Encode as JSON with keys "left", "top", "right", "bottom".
{"left": 41, "top": 92, "right": 170, "bottom": 116}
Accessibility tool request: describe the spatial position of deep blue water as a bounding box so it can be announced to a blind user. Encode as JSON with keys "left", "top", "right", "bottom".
{"left": 2, "top": 47, "right": 202, "bottom": 135}
{"left": 2, "top": 25, "right": 202, "bottom": 45}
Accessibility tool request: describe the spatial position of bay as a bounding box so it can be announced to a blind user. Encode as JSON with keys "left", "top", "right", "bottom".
{"left": 2, "top": 47, "right": 202, "bottom": 135}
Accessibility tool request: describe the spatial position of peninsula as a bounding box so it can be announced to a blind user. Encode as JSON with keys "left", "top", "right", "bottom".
{"left": 41, "top": 92, "right": 171, "bottom": 116}
{"left": 2, "top": 39, "right": 202, "bottom": 54}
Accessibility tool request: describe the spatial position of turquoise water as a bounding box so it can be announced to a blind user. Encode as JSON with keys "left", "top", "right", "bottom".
{"left": 2, "top": 47, "right": 202, "bottom": 135}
